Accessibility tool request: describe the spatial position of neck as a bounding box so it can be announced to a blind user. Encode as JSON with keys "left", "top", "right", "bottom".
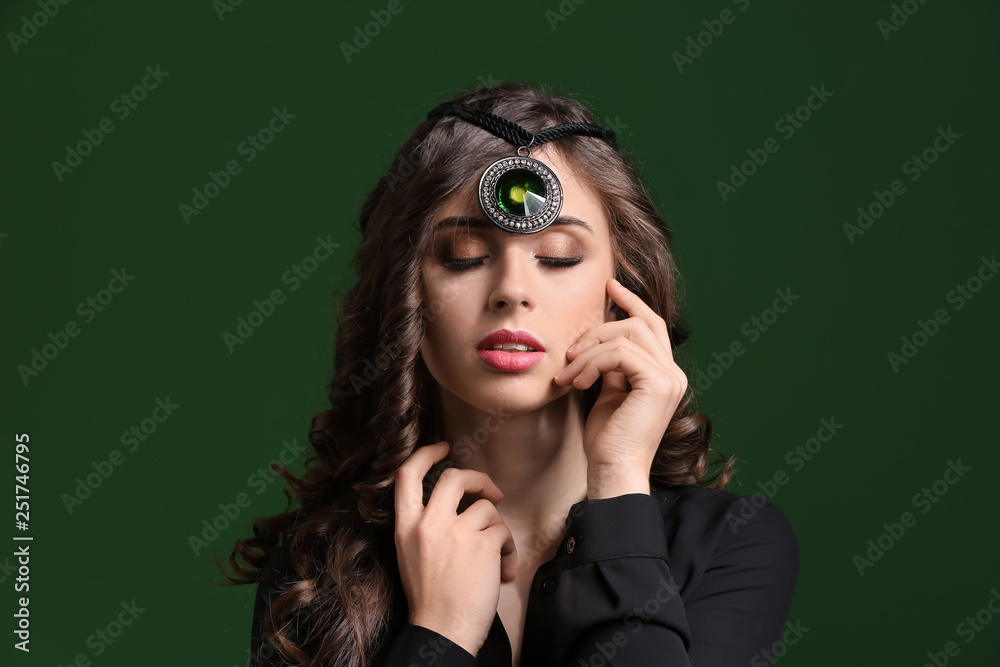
{"left": 436, "top": 387, "right": 590, "bottom": 564}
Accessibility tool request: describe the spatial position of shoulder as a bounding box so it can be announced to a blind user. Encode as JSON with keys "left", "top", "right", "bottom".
{"left": 649, "top": 481, "right": 799, "bottom": 594}
{"left": 650, "top": 481, "right": 798, "bottom": 541}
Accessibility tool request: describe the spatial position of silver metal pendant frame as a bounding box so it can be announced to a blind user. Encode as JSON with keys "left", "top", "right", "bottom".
{"left": 477, "top": 155, "right": 563, "bottom": 234}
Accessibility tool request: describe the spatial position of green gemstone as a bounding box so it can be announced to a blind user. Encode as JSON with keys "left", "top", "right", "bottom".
{"left": 509, "top": 184, "right": 528, "bottom": 204}
{"left": 496, "top": 168, "right": 545, "bottom": 216}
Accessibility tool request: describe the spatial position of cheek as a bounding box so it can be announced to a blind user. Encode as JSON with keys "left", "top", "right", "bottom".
{"left": 418, "top": 311, "right": 450, "bottom": 382}
{"left": 420, "top": 301, "right": 449, "bottom": 361}
{"left": 420, "top": 276, "right": 474, "bottom": 354}
{"left": 422, "top": 266, "right": 477, "bottom": 317}
{"left": 421, "top": 270, "right": 456, "bottom": 325}
{"left": 562, "top": 275, "right": 613, "bottom": 338}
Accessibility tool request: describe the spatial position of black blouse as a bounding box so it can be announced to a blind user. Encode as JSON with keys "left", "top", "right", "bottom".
{"left": 250, "top": 482, "right": 799, "bottom": 666}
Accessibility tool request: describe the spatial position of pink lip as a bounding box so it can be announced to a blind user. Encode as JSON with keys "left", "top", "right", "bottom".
{"left": 476, "top": 329, "right": 546, "bottom": 371}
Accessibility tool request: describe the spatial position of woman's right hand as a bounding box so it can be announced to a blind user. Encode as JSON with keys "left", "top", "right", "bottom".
{"left": 393, "top": 441, "right": 518, "bottom": 657}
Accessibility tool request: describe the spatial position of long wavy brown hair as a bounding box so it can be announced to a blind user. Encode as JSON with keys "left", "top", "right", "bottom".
{"left": 224, "top": 81, "right": 735, "bottom": 667}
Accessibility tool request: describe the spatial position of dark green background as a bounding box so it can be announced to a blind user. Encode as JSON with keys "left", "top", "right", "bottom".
{"left": 2, "top": 0, "right": 998, "bottom": 665}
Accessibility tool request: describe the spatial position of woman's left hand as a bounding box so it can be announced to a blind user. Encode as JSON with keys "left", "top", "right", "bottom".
{"left": 553, "top": 277, "right": 688, "bottom": 499}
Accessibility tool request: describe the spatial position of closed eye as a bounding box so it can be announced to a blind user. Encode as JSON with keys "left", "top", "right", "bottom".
{"left": 442, "top": 257, "right": 583, "bottom": 271}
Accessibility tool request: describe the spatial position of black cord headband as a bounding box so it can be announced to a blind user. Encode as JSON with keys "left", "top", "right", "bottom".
{"left": 425, "top": 101, "right": 618, "bottom": 234}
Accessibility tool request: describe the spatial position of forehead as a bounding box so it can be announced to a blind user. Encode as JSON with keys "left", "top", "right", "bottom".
{"left": 431, "top": 145, "right": 610, "bottom": 239}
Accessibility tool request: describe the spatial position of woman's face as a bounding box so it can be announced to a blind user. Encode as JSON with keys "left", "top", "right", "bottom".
{"left": 419, "top": 146, "right": 616, "bottom": 415}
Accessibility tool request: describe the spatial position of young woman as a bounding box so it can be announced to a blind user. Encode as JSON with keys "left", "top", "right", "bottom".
{"left": 226, "top": 82, "right": 799, "bottom": 667}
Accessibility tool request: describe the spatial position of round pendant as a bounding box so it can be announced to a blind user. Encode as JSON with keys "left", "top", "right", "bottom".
{"left": 477, "top": 156, "right": 563, "bottom": 233}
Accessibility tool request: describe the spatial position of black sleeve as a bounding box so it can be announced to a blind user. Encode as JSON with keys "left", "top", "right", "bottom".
{"left": 540, "top": 492, "right": 693, "bottom": 665}
{"left": 250, "top": 544, "right": 480, "bottom": 667}
{"left": 249, "top": 544, "right": 298, "bottom": 667}
{"left": 373, "top": 623, "right": 478, "bottom": 667}
{"left": 540, "top": 492, "right": 799, "bottom": 666}
{"left": 683, "top": 497, "right": 800, "bottom": 666}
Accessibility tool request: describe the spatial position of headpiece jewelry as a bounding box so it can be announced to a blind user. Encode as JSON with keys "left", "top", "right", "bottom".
{"left": 425, "top": 101, "right": 617, "bottom": 234}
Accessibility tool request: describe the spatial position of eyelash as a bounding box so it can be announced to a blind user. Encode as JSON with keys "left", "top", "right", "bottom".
{"left": 442, "top": 257, "right": 583, "bottom": 271}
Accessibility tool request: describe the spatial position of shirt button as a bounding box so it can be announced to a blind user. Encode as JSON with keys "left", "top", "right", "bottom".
{"left": 566, "top": 536, "right": 576, "bottom": 554}
{"left": 542, "top": 578, "right": 557, "bottom": 594}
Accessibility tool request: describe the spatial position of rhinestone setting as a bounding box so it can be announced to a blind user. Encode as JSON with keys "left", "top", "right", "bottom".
{"left": 477, "top": 156, "right": 563, "bottom": 234}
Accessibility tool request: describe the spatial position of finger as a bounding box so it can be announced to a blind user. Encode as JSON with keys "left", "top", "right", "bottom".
{"left": 499, "top": 529, "right": 518, "bottom": 583}
{"left": 602, "top": 368, "right": 629, "bottom": 393}
{"left": 558, "top": 336, "right": 662, "bottom": 387}
{"left": 567, "top": 319, "right": 672, "bottom": 368}
{"left": 560, "top": 341, "right": 684, "bottom": 394}
{"left": 424, "top": 467, "right": 503, "bottom": 518}
{"left": 484, "top": 522, "right": 519, "bottom": 583}
{"left": 455, "top": 497, "right": 502, "bottom": 524}
{"left": 606, "top": 278, "right": 675, "bottom": 359}
{"left": 458, "top": 498, "right": 519, "bottom": 581}
{"left": 394, "top": 442, "right": 450, "bottom": 526}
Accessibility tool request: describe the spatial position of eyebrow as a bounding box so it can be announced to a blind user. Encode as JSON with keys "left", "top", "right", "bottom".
{"left": 432, "top": 215, "right": 596, "bottom": 236}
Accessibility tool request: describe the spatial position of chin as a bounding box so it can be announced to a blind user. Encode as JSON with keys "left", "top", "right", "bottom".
{"left": 461, "top": 380, "right": 573, "bottom": 416}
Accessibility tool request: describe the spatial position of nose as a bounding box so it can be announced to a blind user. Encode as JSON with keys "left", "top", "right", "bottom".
{"left": 488, "top": 245, "right": 536, "bottom": 311}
